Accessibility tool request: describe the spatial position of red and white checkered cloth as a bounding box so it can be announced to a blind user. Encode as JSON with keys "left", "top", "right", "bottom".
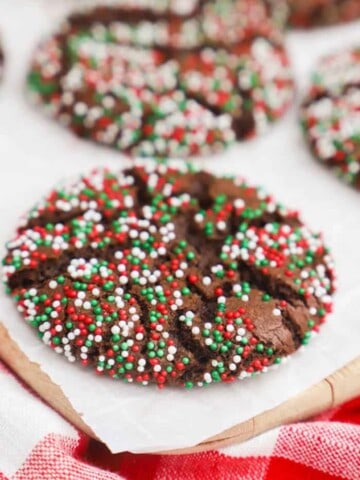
{"left": 1, "top": 359, "right": 359, "bottom": 480}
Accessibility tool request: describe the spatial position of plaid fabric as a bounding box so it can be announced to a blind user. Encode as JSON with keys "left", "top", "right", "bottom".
{"left": 0, "top": 359, "right": 359, "bottom": 480}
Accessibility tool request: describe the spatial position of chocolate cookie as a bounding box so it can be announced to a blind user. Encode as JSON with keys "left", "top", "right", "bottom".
{"left": 3, "top": 163, "right": 335, "bottom": 388}
{"left": 27, "top": 1, "right": 294, "bottom": 158}
{"left": 288, "top": 0, "right": 360, "bottom": 28}
{"left": 301, "top": 48, "right": 360, "bottom": 190}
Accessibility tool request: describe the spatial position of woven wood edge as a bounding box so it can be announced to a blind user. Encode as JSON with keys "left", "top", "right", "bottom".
{"left": 1, "top": 322, "right": 359, "bottom": 455}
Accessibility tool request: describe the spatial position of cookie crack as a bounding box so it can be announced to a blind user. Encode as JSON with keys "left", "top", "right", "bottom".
{"left": 7, "top": 239, "right": 128, "bottom": 291}
{"left": 238, "top": 259, "right": 306, "bottom": 308}
{"left": 173, "top": 309, "right": 214, "bottom": 366}
{"left": 281, "top": 308, "right": 303, "bottom": 349}
{"left": 68, "top": 4, "right": 204, "bottom": 28}
{"left": 232, "top": 211, "right": 301, "bottom": 232}
{"left": 20, "top": 208, "right": 83, "bottom": 232}
{"left": 130, "top": 292, "right": 152, "bottom": 352}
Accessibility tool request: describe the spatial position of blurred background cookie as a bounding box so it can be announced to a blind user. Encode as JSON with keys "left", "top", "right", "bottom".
{"left": 27, "top": 0, "right": 294, "bottom": 158}
{"left": 301, "top": 47, "right": 360, "bottom": 190}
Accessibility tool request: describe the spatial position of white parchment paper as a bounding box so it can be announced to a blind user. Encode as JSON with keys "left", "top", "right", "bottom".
{"left": 0, "top": 0, "right": 359, "bottom": 453}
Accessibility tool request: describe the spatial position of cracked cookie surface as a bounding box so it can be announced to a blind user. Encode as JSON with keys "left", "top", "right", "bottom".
{"left": 3, "top": 163, "right": 335, "bottom": 388}
{"left": 27, "top": 0, "right": 293, "bottom": 158}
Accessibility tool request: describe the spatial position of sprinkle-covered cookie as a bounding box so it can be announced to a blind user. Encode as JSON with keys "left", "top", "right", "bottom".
{"left": 288, "top": 0, "right": 360, "bottom": 28}
{"left": 3, "top": 163, "right": 335, "bottom": 388}
{"left": 27, "top": 1, "right": 294, "bottom": 158}
{"left": 301, "top": 48, "right": 360, "bottom": 190}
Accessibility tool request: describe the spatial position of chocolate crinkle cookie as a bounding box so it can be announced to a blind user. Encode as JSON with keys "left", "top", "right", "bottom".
{"left": 3, "top": 163, "right": 335, "bottom": 388}
{"left": 301, "top": 47, "right": 360, "bottom": 190}
{"left": 288, "top": 0, "right": 360, "bottom": 28}
{"left": 27, "top": 0, "right": 294, "bottom": 158}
